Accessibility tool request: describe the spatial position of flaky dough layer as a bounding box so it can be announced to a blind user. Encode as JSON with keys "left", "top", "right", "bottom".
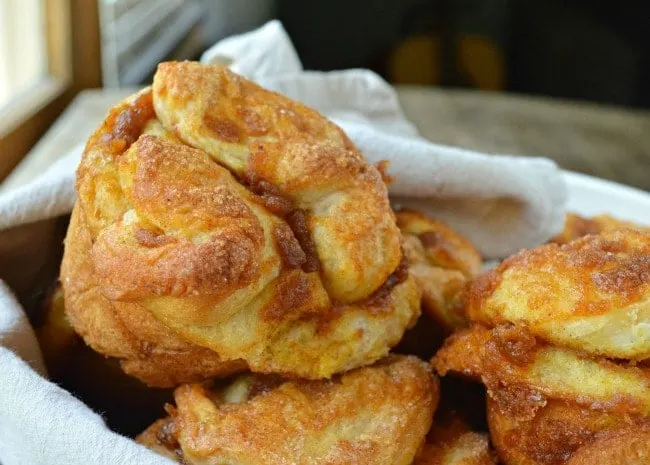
{"left": 468, "top": 229, "right": 650, "bottom": 360}
{"left": 138, "top": 356, "right": 438, "bottom": 465}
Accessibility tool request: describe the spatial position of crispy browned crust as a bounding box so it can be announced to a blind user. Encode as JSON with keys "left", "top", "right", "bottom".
{"left": 395, "top": 209, "right": 482, "bottom": 331}
{"left": 467, "top": 229, "right": 650, "bottom": 360}
{"left": 64, "top": 199, "right": 419, "bottom": 382}
{"left": 432, "top": 325, "right": 650, "bottom": 416}
{"left": 414, "top": 412, "right": 496, "bottom": 465}
{"left": 151, "top": 61, "right": 401, "bottom": 304}
{"left": 550, "top": 213, "right": 649, "bottom": 245}
{"left": 138, "top": 356, "right": 438, "bottom": 465}
{"left": 488, "top": 397, "right": 648, "bottom": 465}
{"left": 435, "top": 325, "right": 650, "bottom": 463}
{"left": 432, "top": 325, "right": 490, "bottom": 381}
{"left": 65, "top": 61, "right": 421, "bottom": 380}
{"left": 61, "top": 204, "right": 246, "bottom": 387}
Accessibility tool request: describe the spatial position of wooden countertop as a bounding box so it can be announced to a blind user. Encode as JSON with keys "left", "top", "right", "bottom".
{"left": 398, "top": 87, "right": 650, "bottom": 191}
{"left": 2, "top": 86, "right": 649, "bottom": 193}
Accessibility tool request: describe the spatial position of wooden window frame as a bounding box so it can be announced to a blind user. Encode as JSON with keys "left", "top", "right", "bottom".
{"left": 0, "top": 0, "right": 102, "bottom": 181}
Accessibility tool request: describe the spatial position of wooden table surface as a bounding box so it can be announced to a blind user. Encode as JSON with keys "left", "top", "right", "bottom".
{"left": 2, "top": 86, "right": 649, "bottom": 193}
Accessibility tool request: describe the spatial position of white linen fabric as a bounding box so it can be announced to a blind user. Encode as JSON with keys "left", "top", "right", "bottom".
{"left": 0, "top": 20, "right": 566, "bottom": 465}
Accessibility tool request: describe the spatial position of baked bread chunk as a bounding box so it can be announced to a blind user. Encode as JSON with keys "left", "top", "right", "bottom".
{"left": 63, "top": 62, "right": 420, "bottom": 384}
{"left": 138, "top": 356, "right": 438, "bottom": 465}
{"left": 396, "top": 209, "right": 481, "bottom": 331}
{"left": 432, "top": 228, "right": 650, "bottom": 465}
{"left": 468, "top": 229, "right": 650, "bottom": 360}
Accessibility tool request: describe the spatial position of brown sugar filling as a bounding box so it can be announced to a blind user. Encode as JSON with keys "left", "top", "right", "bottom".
{"left": 247, "top": 170, "right": 408, "bottom": 307}
{"left": 100, "top": 92, "right": 155, "bottom": 155}
{"left": 364, "top": 256, "right": 410, "bottom": 307}
{"left": 243, "top": 170, "right": 322, "bottom": 274}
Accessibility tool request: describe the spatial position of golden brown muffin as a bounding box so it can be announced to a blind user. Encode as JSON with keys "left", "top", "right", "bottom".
{"left": 395, "top": 209, "right": 482, "bottom": 331}
{"left": 66, "top": 62, "right": 420, "bottom": 383}
{"left": 467, "top": 229, "right": 650, "bottom": 360}
{"left": 137, "top": 356, "right": 438, "bottom": 465}
{"left": 414, "top": 411, "right": 495, "bottom": 465}
{"left": 432, "top": 228, "right": 650, "bottom": 465}
{"left": 550, "top": 213, "right": 649, "bottom": 245}
{"left": 433, "top": 324, "right": 650, "bottom": 464}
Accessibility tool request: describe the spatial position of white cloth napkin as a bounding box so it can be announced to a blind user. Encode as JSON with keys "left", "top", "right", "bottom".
{"left": 0, "top": 20, "right": 566, "bottom": 465}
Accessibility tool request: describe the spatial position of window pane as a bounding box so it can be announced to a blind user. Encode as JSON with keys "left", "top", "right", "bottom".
{"left": 0, "top": 0, "right": 47, "bottom": 108}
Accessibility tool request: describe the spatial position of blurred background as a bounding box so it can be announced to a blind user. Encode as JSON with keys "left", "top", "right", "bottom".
{"left": 1, "top": 0, "right": 649, "bottom": 190}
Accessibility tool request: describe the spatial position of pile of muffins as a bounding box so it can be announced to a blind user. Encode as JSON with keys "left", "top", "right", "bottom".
{"left": 38, "top": 61, "right": 650, "bottom": 465}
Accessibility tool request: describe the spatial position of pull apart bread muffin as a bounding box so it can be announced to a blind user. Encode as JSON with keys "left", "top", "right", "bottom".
{"left": 137, "top": 356, "right": 438, "bottom": 465}
{"left": 395, "top": 209, "right": 482, "bottom": 331}
{"left": 432, "top": 229, "right": 650, "bottom": 465}
{"left": 61, "top": 61, "right": 420, "bottom": 387}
